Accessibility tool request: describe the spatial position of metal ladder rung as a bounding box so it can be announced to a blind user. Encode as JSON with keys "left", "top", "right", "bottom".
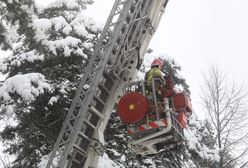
{"left": 46, "top": 0, "right": 170, "bottom": 166}
{"left": 93, "top": 96, "right": 106, "bottom": 107}
{"left": 77, "top": 131, "right": 92, "bottom": 150}
{"left": 78, "top": 131, "right": 91, "bottom": 141}
{"left": 71, "top": 159, "right": 81, "bottom": 165}
{"left": 89, "top": 106, "right": 105, "bottom": 120}
{"left": 73, "top": 144, "right": 86, "bottom": 156}
{"left": 98, "top": 84, "right": 110, "bottom": 94}
{"left": 171, "top": 116, "right": 185, "bottom": 140}
{"left": 83, "top": 119, "right": 97, "bottom": 130}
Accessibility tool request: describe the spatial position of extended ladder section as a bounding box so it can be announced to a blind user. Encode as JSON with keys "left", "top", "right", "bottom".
{"left": 46, "top": 0, "right": 169, "bottom": 168}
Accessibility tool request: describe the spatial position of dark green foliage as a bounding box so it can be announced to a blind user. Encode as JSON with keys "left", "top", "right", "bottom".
{"left": 161, "top": 58, "right": 190, "bottom": 95}
{"left": 0, "top": 0, "right": 100, "bottom": 167}
{"left": 0, "top": 60, "right": 82, "bottom": 167}
{"left": 0, "top": 0, "right": 38, "bottom": 50}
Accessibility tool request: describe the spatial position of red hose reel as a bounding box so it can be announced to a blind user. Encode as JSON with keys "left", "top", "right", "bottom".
{"left": 117, "top": 92, "right": 149, "bottom": 124}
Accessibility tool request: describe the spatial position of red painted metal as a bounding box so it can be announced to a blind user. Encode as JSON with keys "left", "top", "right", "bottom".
{"left": 128, "top": 119, "right": 167, "bottom": 135}
{"left": 172, "top": 92, "right": 192, "bottom": 112}
{"left": 177, "top": 111, "right": 187, "bottom": 128}
{"left": 117, "top": 92, "right": 149, "bottom": 124}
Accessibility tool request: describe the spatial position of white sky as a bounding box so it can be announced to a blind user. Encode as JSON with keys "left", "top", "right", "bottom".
{"left": 84, "top": 0, "right": 248, "bottom": 119}
{"left": 19, "top": 0, "right": 248, "bottom": 118}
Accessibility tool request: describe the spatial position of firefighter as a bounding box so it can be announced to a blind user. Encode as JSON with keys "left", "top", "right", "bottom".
{"left": 144, "top": 58, "right": 166, "bottom": 121}
{"left": 145, "top": 58, "right": 165, "bottom": 100}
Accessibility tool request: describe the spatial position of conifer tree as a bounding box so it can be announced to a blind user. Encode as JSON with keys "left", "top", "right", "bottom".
{"left": 0, "top": 0, "right": 100, "bottom": 167}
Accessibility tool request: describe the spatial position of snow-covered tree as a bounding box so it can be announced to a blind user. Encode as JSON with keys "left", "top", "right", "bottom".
{"left": 184, "top": 114, "right": 220, "bottom": 168}
{"left": 0, "top": 0, "right": 102, "bottom": 167}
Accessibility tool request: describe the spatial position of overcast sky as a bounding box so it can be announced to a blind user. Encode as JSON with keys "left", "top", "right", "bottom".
{"left": 24, "top": 0, "right": 248, "bottom": 118}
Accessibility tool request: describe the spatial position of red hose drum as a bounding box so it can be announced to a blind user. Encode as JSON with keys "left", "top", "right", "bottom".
{"left": 117, "top": 92, "right": 149, "bottom": 124}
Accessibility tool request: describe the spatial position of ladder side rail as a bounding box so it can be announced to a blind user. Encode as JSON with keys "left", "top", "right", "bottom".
{"left": 89, "top": 0, "right": 129, "bottom": 59}
{"left": 85, "top": 0, "right": 171, "bottom": 162}
{"left": 83, "top": 77, "right": 123, "bottom": 167}
{"left": 124, "top": 0, "right": 154, "bottom": 50}
{"left": 102, "top": 0, "right": 171, "bottom": 160}
{"left": 113, "top": 0, "right": 154, "bottom": 80}
{"left": 66, "top": 0, "right": 150, "bottom": 166}
{"left": 47, "top": 0, "right": 171, "bottom": 167}
{"left": 59, "top": 1, "right": 136, "bottom": 166}
{"left": 109, "top": 0, "right": 149, "bottom": 67}
{"left": 46, "top": 0, "right": 137, "bottom": 167}
{"left": 138, "top": 0, "right": 168, "bottom": 58}
{"left": 114, "top": 1, "right": 168, "bottom": 119}
{"left": 82, "top": 1, "right": 159, "bottom": 165}
{"left": 170, "top": 114, "right": 186, "bottom": 141}
{"left": 65, "top": 0, "right": 141, "bottom": 163}
{"left": 111, "top": 0, "right": 172, "bottom": 158}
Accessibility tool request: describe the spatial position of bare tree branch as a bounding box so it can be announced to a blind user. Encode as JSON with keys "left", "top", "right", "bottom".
{"left": 200, "top": 64, "right": 248, "bottom": 168}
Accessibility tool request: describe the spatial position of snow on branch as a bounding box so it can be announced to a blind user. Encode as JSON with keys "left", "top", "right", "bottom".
{"left": 32, "top": 14, "right": 101, "bottom": 57}
{"left": 70, "top": 14, "right": 103, "bottom": 35}
{"left": 185, "top": 114, "right": 220, "bottom": 162}
{"left": 47, "top": 0, "right": 85, "bottom": 10}
{"left": 11, "top": 50, "right": 45, "bottom": 67}
{"left": 97, "top": 153, "right": 121, "bottom": 168}
{"left": 0, "top": 73, "right": 51, "bottom": 102}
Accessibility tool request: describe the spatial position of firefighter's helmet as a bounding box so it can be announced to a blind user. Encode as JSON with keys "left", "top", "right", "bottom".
{"left": 151, "top": 58, "right": 163, "bottom": 68}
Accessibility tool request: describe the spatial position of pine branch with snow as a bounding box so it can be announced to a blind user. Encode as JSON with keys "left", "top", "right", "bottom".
{"left": 0, "top": 0, "right": 103, "bottom": 167}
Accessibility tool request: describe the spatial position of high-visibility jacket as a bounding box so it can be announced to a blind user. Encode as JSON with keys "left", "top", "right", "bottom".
{"left": 145, "top": 67, "right": 164, "bottom": 86}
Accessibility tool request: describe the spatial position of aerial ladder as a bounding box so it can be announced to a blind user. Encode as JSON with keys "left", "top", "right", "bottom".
{"left": 46, "top": 0, "right": 173, "bottom": 167}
